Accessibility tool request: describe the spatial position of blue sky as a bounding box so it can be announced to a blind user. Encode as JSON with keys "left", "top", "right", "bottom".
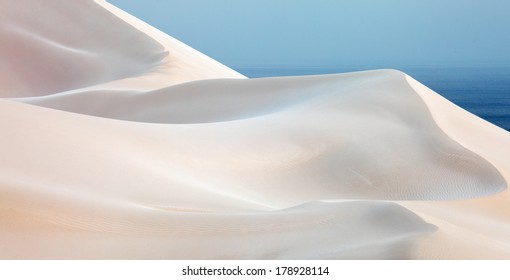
{"left": 108, "top": 0, "right": 510, "bottom": 69}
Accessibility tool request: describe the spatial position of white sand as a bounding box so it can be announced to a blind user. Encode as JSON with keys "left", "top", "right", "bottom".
{"left": 1, "top": 0, "right": 509, "bottom": 259}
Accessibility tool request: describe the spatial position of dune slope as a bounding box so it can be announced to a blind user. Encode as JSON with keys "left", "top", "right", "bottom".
{"left": 1, "top": 0, "right": 510, "bottom": 259}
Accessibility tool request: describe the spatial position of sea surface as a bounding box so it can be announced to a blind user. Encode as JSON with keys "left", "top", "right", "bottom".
{"left": 236, "top": 67, "right": 510, "bottom": 132}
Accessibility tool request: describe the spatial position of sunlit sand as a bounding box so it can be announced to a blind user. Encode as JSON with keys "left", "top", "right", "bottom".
{"left": 1, "top": 0, "right": 509, "bottom": 259}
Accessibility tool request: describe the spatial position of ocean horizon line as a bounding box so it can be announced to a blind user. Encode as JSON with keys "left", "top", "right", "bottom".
{"left": 234, "top": 65, "right": 510, "bottom": 71}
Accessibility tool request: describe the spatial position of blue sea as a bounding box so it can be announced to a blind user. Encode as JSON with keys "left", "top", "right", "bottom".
{"left": 236, "top": 66, "right": 510, "bottom": 132}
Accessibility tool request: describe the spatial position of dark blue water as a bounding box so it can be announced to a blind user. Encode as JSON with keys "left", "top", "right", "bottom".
{"left": 236, "top": 67, "right": 510, "bottom": 131}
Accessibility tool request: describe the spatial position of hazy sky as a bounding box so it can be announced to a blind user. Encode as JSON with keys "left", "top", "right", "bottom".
{"left": 108, "top": 0, "right": 510, "bottom": 69}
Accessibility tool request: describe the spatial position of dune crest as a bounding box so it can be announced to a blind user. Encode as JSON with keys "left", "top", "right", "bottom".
{"left": 1, "top": 0, "right": 510, "bottom": 259}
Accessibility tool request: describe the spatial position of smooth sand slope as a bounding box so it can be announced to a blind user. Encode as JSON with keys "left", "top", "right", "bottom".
{"left": 1, "top": 0, "right": 510, "bottom": 259}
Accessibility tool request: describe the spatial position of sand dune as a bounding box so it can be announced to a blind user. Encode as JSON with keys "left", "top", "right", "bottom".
{"left": 1, "top": 0, "right": 510, "bottom": 259}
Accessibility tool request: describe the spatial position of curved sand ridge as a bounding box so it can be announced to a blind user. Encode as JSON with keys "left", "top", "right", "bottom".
{"left": 11, "top": 71, "right": 507, "bottom": 203}
{"left": 0, "top": 0, "right": 243, "bottom": 98}
{"left": 1, "top": 0, "right": 510, "bottom": 259}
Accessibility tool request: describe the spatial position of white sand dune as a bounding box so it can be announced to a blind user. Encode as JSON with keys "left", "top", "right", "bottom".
{"left": 1, "top": 0, "right": 510, "bottom": 259}
{"left": 0, "top": 0, "right": 243, "bottom": 98}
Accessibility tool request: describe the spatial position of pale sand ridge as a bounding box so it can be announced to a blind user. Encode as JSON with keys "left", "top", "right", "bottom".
{"left": 1, "top": 0, "right": 510, "bottom": 259}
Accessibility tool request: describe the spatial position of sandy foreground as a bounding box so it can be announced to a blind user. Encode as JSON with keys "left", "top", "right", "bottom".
{"left": 1, "top": 0, "right": 509, "bottom": 259}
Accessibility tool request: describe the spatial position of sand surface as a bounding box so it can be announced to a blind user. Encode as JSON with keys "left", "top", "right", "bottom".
{"left": 1, "top": 0, "right": 510, "bottom": 259}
